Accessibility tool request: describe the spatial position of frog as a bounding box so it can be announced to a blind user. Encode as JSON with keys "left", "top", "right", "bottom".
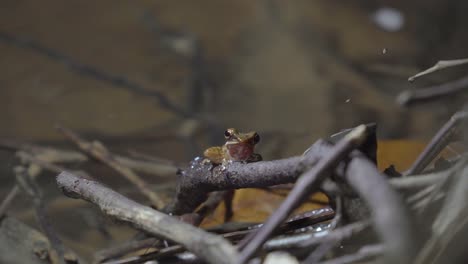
{"left": 203, "top": 128, "right": 262, "bottom": 165}
{"left": 203, "top": 128, "right": 262, "bottom": 222}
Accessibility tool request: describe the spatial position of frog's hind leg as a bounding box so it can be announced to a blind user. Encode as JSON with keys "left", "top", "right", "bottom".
{"left": 203, "top": 146, "right": 224, "bottom": 164}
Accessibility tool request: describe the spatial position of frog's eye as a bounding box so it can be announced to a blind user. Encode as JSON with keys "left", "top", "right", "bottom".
{"left": 253, "top": 133, "right": 260, "bottom": 144}
{"left": 224, "top": 129, "right": 232, "bottom": 138}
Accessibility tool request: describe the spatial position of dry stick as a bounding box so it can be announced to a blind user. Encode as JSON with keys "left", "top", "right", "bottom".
{"left": 404, "top": 110, "right": 468, "bottom": 176}
{"left": 17, "top": 151, "right": 96, "bottom": 181}
{"left": 408, "top": 58, "right": 468, "bottom": 82}
{"left": 0, "top": 139, "right": 178, "bottom": 177}
{"left": 15, "top": 166, "right": 66, "bottom": 264}
{"left": 114, "top": 155, "right": 178, "bottom": 176}
{"left": 0, "top": 139, "right": 87, "bottom": 163}
{"left": 0, "top": 158, "right": 45, "bottom": 218}
{"left": 57, "top": 125, "right": 165, "bottom": 209}
{"left": 236, "top": 125, "right": 368, "bottom": 264}
{"left": 0, "top": 150, "right": 88, "bottom": 218}
{"left": 397, "top": 74, "right": 468, "bottom": 106}
{"left": 56, "top": 171, "right": 237, "bottom": 264}
{"left": 0, "top": 31, "right": 190, "bottom": 119}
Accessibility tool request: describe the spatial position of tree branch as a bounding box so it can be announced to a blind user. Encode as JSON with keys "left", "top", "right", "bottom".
{"left": 56, "top": 171, "right": 238, "bottom": 264}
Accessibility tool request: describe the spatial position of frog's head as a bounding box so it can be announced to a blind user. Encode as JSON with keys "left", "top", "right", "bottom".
{"left": 223, "top": 128, "right": 260, "bottom": 161}
{"left": 224, "top": 128, "right": 260, "bottom": 146}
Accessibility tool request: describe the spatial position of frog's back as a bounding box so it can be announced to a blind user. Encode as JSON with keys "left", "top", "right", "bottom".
{"left": 203, "top": 146, "right": 224, "bottom": 164}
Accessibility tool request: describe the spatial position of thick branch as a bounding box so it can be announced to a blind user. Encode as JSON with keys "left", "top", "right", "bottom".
{"left": 345, "top": 152, "right": 417, "bottom": 264}
{"left": 56, "top": 171, "right": 237, "bottom": 264}
{"left": 168, "top": 154, "right": 317, "bottom": 215}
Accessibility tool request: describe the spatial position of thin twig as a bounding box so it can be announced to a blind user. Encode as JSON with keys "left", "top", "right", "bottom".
{"left": 15, "top": 166, "right": 66, "bottom": 264}
{"left": 57, "top": 125, "right": 166, "bottom": 209}
{"left": 56, "top": 171, "right": 238, "bottom": 264}
{"left": 0, "top": 186, "right": 20, "bottom": 218}
{"left": 408, "top": 58, "right": 468, "bottom": 82}
{"left": 404, "top": 110, "right": 468, "bottom": 176}
{"left": 237, "top": 125, "right": 368, "bottom": 263}
{"left": 0, "top": 149, "right": 92, "bottom": 218}
{"left": 390, "top": 169, "right": 452, "bottom": 190}
{"left": 0, "top": 139, "right": 178, "bottom": 176}
{"left": 397, "top": 75, "right": 468, "bottom": 106}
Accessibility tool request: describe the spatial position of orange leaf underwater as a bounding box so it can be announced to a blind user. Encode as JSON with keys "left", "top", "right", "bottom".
{"left": 377, "top": 139, "right": 458, "bottom": 171}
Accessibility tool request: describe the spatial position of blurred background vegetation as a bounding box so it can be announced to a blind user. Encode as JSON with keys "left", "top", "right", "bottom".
{"left": 1, "top": 0, "right": 468, "bottom": 261}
